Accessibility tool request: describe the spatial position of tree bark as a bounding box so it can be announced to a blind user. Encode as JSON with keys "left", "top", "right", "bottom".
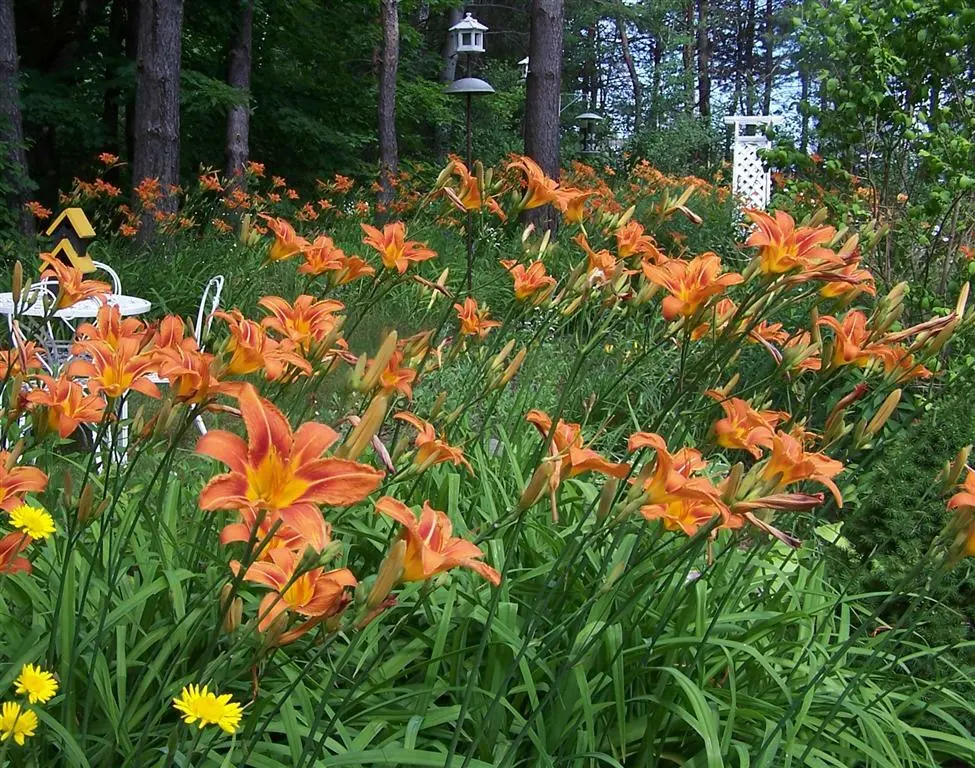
{"left": 761, "top": 0, "right": 774, "bottom": 114}
{"left": 435, "top": 6, "right": 463, "bottom": 161}
{"left": 650, "top": 36, "right": 662, "bottom": 130}
{"left": 101, "top": 0, "right": 128, "bottom": 155}
{"left": 744, "top": 0, "right": 756, "bottom": 113}
{"left": 132, "top": 0, "right": 183, "bottom": 242}
{"left": 696, "top": 0, "right": 710, "bottom": 119}
{"left": 616, "top": 12, "right": 642, "bottom": 133}
{"left": 377, "top": 0, "right": 399, "bottom": 210}
{"left": 682, "top": 0, "right": 694, "bottom": 113}
{"left": 799, "top": 63, "right": 809, "bottom": 152}
{"left": 0, "top": 0, "right": 34, "bottom": 236}
{"left": 224, "top": 0, "right": 254, "bottom": 185}
{"left": 524, "top": 0, "right": 564, "bottom": 232}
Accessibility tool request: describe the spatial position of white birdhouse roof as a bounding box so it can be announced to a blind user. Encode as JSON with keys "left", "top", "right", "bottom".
{"left": 450, "top": 13, "right": 488, "bottom": 33}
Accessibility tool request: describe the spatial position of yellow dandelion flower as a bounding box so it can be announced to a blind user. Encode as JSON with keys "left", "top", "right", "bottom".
{"left": 172, "top": 684, "right": 243, "bottom": 734}
{"left": 8, "top": 505, "right": 55, "bottom": 540}
{"left": 0, "top": 701, "right": 37, "bottom": 745}
{"left": 15, "top": 664, "right": 58, "bottom": 705}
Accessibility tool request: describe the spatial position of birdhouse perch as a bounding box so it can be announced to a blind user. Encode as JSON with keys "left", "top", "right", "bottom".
{"left": 45, "top": 208, "right": 97, "bottom": 273}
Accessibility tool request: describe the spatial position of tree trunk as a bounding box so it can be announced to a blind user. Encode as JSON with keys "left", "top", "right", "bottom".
{"left": 101, "top": 0, "right": 128, "bottom": 155}
{"left": 524, "top": 0, "right": 564, "bottom": 232}
{"left": 744, "top": 0, "right": 756, "bottom": 113}
{"left": 125, "top": 0, "right": 138, "bottom": 164}
{"left": 696, "top": 0, "right": 710, "bottom": 119}
{"left": 731, "top": 0, "right": 743, "bottom": 115}
{"left": 799, "top": 63, "right": 809, "bottom": 152}
{"left": 616, "top": 12, "right": 642, "bottom": 133}
{"left": 224, "top": 0, "right": 254, "bottom": 185}
{"left": 434, "top": 6, "right": 463, "bottom": 161}
{"left": 377, "top": 0, "right": 399, "bottom": 210}
{"left": 761, "top": 0, "right": 773, "bottom": 114}
{"left": 132, "top": 0, "right": 183, "bottom": 242}
{"left": 682, "top": 0, "right": 694, "bottom": 113}
{"left": 650, "top": 36, "right": 662, "bottom": 130}
{"left": 0, "top": 0, "right": 34, "bottom": 236}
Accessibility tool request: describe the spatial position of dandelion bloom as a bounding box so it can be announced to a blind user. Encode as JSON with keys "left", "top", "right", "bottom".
{"left": 233, "top": 548, "right": 356, "bottom": 640}
{"left": 39, "top": 254, "right": 111, "bottom": 309}
{"left": 744, "top": 209, "right": 839, "bottom": 275}
{"left": 375, "top": 496, "right": 500, "bottom": 585}
{"left": 8, "top": 505, "right": 55, "bottom": 540}
{"left": 259, "top": 215, "right": 308, "bottom": 262}
{"left": 173, "top": 685, "right": 243, "bottom": 733}
{"left": 360, "top": 222, "right": 436, "bottom": 274}
{"left": 66, "top": 339, "right": 160, "bottom": 399}
{"left": 454, "top": 297, "right": 501, "bottom": 339}
{"left": 642, "top": 253, "right": 743, "bottom": 321}
{"left": 15, "top": 664, "right": 58, "bottom": 705}
{"left": 26, "top": 376, "right": 105, "bottom": 438}
{"left": 0, "top": 343, "right": 45, "bottom": 379}
{"left": 500, "top": 260, "right": 556, "bottom": 303}
{"left": 709, "top": 395, "right": 786, "bottom": 459}
{"left": 761, "top": 431, "right": 844, "bottom": 506}
{"left": 0, "top": 702, "right": 37, "bottom": 745}
{"left": 0, "top": 454, "right": 47, "bottom": 513}
{"left": 196, "top": 384, "right": 383, "bottom": 529}
{"left": 507, "top": 155, "right": 561, "bottom": 210}
{"left": 214, "top": 309, "right": 312, "bottom": 380}
{"left": 394, "top": 412, "right": 472, "bottom": 473}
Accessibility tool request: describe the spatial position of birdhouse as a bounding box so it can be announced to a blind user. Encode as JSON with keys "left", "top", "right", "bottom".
{"left": 577, "top": 112, "right": 604, "bottom": 154}
{"left": 449, "top": 13, "right": 487, "bottom": 54}
{"left": 45, "top": 208, "right": 96, "bottom": 273}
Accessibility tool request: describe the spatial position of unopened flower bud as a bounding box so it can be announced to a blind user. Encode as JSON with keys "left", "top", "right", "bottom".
{"left": 340, "top": 394, "right": 389, "bottom": 460}
{"left": 11, "top": 261, "right": 22, "bottom": 304}
{"left": 721, "top": 463, "right": 744, "bottom": 504}
{"left": 362, "top": 331, "right": 398, "bottom": 391}
{"left": 518, "top": 462, "right": 554, "bottom": 511}
{"left": 77, "top": 482, "right": 95, "bottom": 523}
{"left": 597, "top": 477, "right": 620, "bottom": 520}
{"left": 367, "top": 539, "right": 406, "bottom": 609}
{"left": 490, "top": 339, "right": 516, "bottom": 372}
{"left": 946, "top": 446, "right": 972, "bottom": 490}
{"left": 865, "top": 388, "right": 902, "bottom": 439}
{"left": 497, "top": 347, "right": 528, "bottom": 388}
{"left": 616, "top": 205, "right": 636, "bottom": 229}
{"left": 430, "top": 391, "right": 447, "bottom": 420}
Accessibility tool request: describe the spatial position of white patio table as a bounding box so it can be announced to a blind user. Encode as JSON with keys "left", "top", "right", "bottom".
{"left": 0, "top": 292, "right": 152, "bottom": 320}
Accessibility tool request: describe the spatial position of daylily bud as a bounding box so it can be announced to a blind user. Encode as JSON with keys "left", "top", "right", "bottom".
{"left": 561, "top": 295, "right": 585, "bottom": 317}
{"left": 491, "top": 339, "right": 516, "bottom": 372}
{"left": 220, "top": 583, "right": 244, "bottom": 633}
{"left": 518, "top": 462, "right": 554, "bottom": 511}
{"left": 956, "top": 282, "right": 970, "bottom": 318}
{"left": 497, "top": 347, "right": 528, "bottom": 388}
{"left": 538, "top": 228, "right": 552, "bottom": 256}
{"left": 263, "top": 612, "right": 289, "bottom": 647}
{"left": 77, "top": 482, "right": 95, "bottom": 524}
{"left": 340, "top": 393, "right": 389, "bottom": 460}
{"left": 601, "top": 560, "right": 626, "bottom": 592}
{"left": 5, "top": 440, "right": 24, "bottom": 469}
{"left": 946, "top": 446, "right": 972, "bottom": 489}
{"left": 433, "top": 161, "right": 456, "bottom": 192}
{"left": 616, "top": 205, "right": 636, "bottom": 229}
{"left": 597, "top": 477, "right": 620, "bottom": 520}
{"left": 362, "top": 331, "right": 398, "bottom": 391}
{"left": 924, "top": 316, "right": 958, "bottom": 355}
{"left": 864, "top": 389, "right": 902, "bottom": 439}
{"left": 521, "top": 224, "right": 535, "bottom": 245}
{"left": 721, "top": 463, "right": 744, "bottom": 504}
{"left": 11, "top": 261, "right": 22, "bottom": 304}
{"left": 810, "top": 307, "right": 822, "bottom": 346}
{"left": 367, "top": 539, "right": 406, "bottom": 609}
{"left": 430, "top": 391, "right": 447, "bottom": 420}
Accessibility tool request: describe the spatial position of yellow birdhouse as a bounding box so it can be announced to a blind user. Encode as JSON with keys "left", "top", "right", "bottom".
{"left": 45, "top": 208, "right": 97, "bottom": 273}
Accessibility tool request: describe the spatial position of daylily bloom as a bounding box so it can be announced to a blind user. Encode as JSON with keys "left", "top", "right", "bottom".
{"left": 760, "top": 430, "right": 844, "bottom": 505}
{"left": 26, "top": 375, "right": 106, "bottom": 438}
{"left": 0, "top": 452, "right": 47, "bottom": 512}
{"left": 39, "top": 254, "right": 111, "bottom": 308}
{"left": 73, "top": 304, "right": 148, "bottom": 353}
{"left": 642, "top": 252, "right": 743, "bottom": 321}
{"left": 553, "top": 187, "right": 594, "bottom": 224}
{"left": 154, "top": 346, "right": 230, "bottom": 405}
{"left": 508, "top": 155, "right": 561, "bottom": 210}
{"left": 259, "top": 295, "right": 344, "bottom": 353}
{"left": 818, "top": 260, "right": 876, "bottom": 300}
{"left": 881, "top": 347, "right": 931, "bottom": 383}
{"left": 259, "top": 215, "right": 308, "bottom": 262}
{"left": 690, "top": 298, "right": 738, "bottom": 341}
{"left": 500, "top": 260, "right": 556, "bottom": 303}
{"left": 220, "top": 505, "right": 333, "bottom": 558}
{"left": 708, "top": 395, "right": 786, "bottom": 459}
{"left": 575, "top": 234, "right": 628, "bottom": 285}
{"left": 444, "top": 159, "right": 482, "bottom": 211}
{"left": 394, "top": 412, "right": 472, "bottom": 473}
{"left": 0, "top": 532, "right": 32, "bottom": 574}
{"left": 744, "top": 210, "right": 839, "bottom": 275}
{"left": 65, "top": 339, "right": 160, "bottom": 399}
{"left": 329, "top": 253, "right": 376, "bottom": 285}
{"left": 375, "top": 496, "right": 501, "bottom": 585}
{"left": 748, "top": 321, "right": 789, "bottom": 346}
{"left": 214, "top": 309, "right": 312, "bottom": 379}
{"left": 233, "top": 547, "right": 357, "bottom": 641}
{"left": 616, "top": 220, "right": 664, "bottom": 263}
{"left": 375, "top": 350, "right": 417, "bottom": 399}
{"left": 818, "top": 311, "right": 893, "bottom": 368}
{"left": 360, "top": 222, "right": 436, "bottom": 274}
{"left": 454, "top": 297, "right": 501, "bottom": 339}
{"left": 0, "top": 343, "right": 44, "bottom": 379}
{"left": 196, "top": 383, "right": 383, "bottom": 529}
{"left": 298, "top": 235, "right": 345, "bottom": 276}
{"left": 781, "top": 331, "right": 822, "bottom": 372}
{"left": 946, "top": 471, "right": 975, "bottom": 559}
{"left": 151, "top": 315, "right": 199, "bottom": 355}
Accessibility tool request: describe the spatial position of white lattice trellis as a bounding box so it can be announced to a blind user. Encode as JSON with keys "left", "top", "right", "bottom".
{"left": 724, "top": 116, "right": 782, "bottom": 210}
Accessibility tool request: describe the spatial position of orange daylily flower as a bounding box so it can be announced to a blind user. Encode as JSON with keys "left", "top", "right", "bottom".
{"left": 0, "top": 452, "right": 47, "bottom": 512}
{"left": 26, "top": 375, "right": 106, "bottom": 438}
{"left": 0, "top": 531, "right": 32, "bottom": 574}
{"left": 881, "top": 347, "right": 931, "bottom": 383}
{"left": 196, "top": 384, "right": 384, "bottom": 529}
{"left": 259, "top": 295, "right": 344, "bottom": 353}
{"left": 781, "top": 331, "right": 822, "bottom": 372}
{"left": 220, "top": 506, "right": 334, "bottom": 558}
{"left": 39, "top": 254, "right": 112, "bottom": 308}
{"left": 500, "top": 260, "right": 556, "bottom": 303}
{"left": 818, "top": 310, "right": 893, "bottom": 368}
{"left": 154, "top": 346, "right": 232, "bottom": 405}
{"left": 554, "top": 187, "right": 594, "bottom": 224}
{"left": 375, "top": 496, "right": 501, "bottom": 586}
{"left": 394, "top": 412, "right": 472, "bottom": 473}
{"left": 259, "top": 215, "right": 309, "bottom": 262}
{"left": 575, "top": 234, "right": 629, "bottom": 285}
{"left": 65, "top": 339, "right": 160, "bottom": 399}
{"left": 73, "top": 304, "right": 148, "bottom": 354}
{"left": 642, "top": 252, "right": 743, "bottom": 321}
{"left": 744, "top": 210, "right": 839, "bottom": 275}
{"left": 507, "top": 155, "right": 561, "bottom": 210}
{"left": 708, "top": 395, "right": 786, "bottom": 459}
{"left": 298, "top": 235, "right": 345, "bottom": 276}
{"left": 330, "top": 253, "right": 376, "bottom": 285}
{"left": 0, "top": 343, "right": 44, "bottom": 378}
{"left": 818, "top": 260, "right": 876, "bottom": 300}
{"left": 947, "top": 470, "right": 975, "bottom": 558}
{"left": 151, "top": 315, "right": 199, "bottom": 355}
{"left": 760, "top": 430, "right": 844, "bottom": 505}
{"left": 616, "top": 220, "right": 664, "bottom": 263}
{"left": 690, "top": 298, "right": 738, "bottom": 341}
{"left": 375, "top": 350, "right": 417, "bottom": 399}
{"left": 454, "top": 297, "right": 501, "bottom": 339}
{"left": 360, "top": 222, "right": 436, "bottom": 274}
{"left": 233, "top": 548, "right": 356, "bottom": 641}
{"left": 214, "top": 309, "right": 312, "bottom": 380}
{"left": 444, "top": 159, "right": 482, "bottom": 211}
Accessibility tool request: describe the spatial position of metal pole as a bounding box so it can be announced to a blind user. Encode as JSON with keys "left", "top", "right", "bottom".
{"left": 465, "top": 91, "right": 474, "bottom": 293}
